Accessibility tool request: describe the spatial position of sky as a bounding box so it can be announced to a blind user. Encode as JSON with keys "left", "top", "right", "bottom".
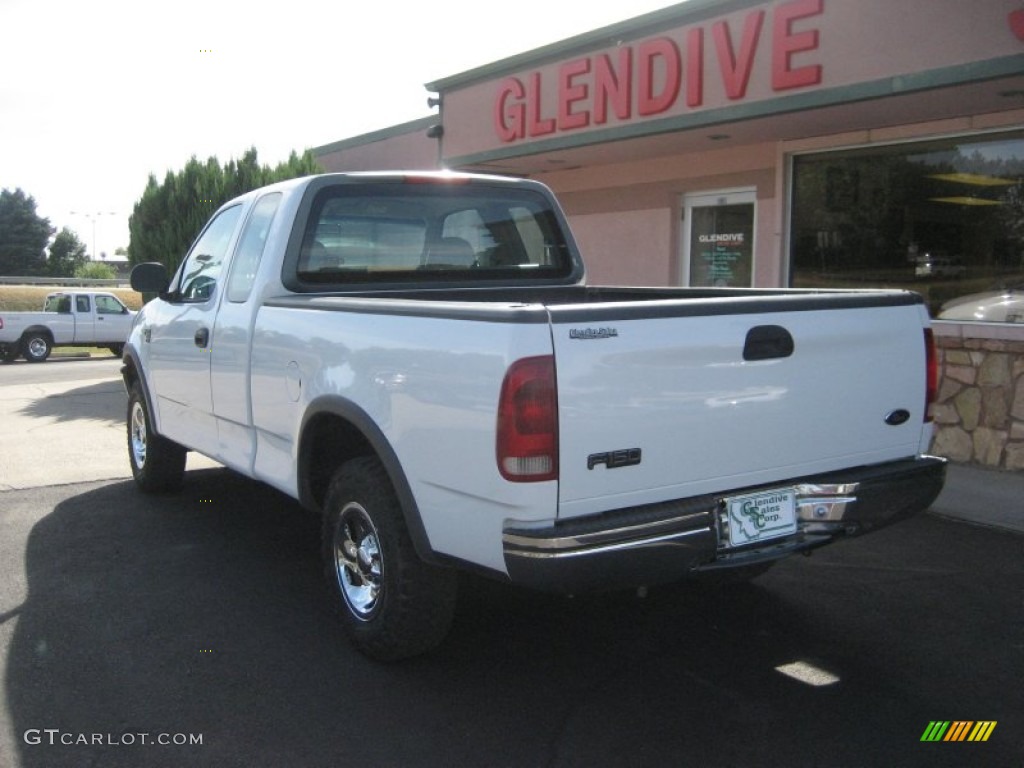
{"left": 0, "top": 0, "right": 678, "bottom": 260}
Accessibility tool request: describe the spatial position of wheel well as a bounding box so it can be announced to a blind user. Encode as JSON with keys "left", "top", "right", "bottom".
{"left": 300, "top": 413, "right": 374, "bottom": 512}
{"left": 121, "top": 356, "right": 140, "bottom": 389}
{"left": 21, "top": 326, "right": 53, "bottom": 342}
{"left": 298, "top": 404, "right": 438, "bottom": 565}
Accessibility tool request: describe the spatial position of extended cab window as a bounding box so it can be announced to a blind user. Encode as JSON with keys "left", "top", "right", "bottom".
{"left": 176, "top": 204, "right": 243, "bottom": 302}
{"left": 227, "top": 193, "right": 282, "bottom": 303}
{"left": 295, "top": 182, "right": 572, "bottom": 285}
{"left": 45, "top": 295, "right": 71, "bottom": 313}
{"left": 76, "top": 295, "right": 91, "bottom": 313}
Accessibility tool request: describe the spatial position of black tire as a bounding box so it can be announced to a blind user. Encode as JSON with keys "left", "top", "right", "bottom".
{"left": 127, "top": 382, "right": 186, "bottom": 492}
{"left": 21, "top": 332, "right": 52, "bottom": 363}
{"left": 322, "top": 456, "right": 457, "bottom": 661}
{"left": 108, "top": 343, "right": 124, "bottom": 357}
{"left": 0, "top": 346, "right": 18, "bottom": 363}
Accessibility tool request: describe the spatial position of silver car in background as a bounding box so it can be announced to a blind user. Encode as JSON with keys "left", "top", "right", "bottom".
{"left": 938, "top": 282, "right": 1024, "bottom": 323}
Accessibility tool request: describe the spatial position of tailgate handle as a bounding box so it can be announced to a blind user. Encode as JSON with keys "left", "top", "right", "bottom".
{"left": 743, "top": 325, "right": 794, "bottom": 361}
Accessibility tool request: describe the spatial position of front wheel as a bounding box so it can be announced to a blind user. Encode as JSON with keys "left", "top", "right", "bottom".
{"left": 127, "top": 382, "right": 186, "bottom": 492}
{"left": 21, "top": 333, "right": 51, "bottom": 362}
{"left": 0, "top": 346, "right": 18, "bottom": 363}
{"left": 108, "top": 343, "right": 124, "bottom": 357}
{"left": 322, "top": 456, "right": 457, "bottom": 661}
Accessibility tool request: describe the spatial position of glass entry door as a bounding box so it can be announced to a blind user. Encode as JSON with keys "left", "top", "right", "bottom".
{"left": 682, "top": 189, "right": 756, "bottom": 287}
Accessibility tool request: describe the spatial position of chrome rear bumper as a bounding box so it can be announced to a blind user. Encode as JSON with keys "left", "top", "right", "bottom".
{"left": 502, "top": 456, "right": 946, "bottom": 591}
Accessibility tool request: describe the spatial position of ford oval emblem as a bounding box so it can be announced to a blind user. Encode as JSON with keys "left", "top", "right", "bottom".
{"left": 885, "top": 409, "right": 911, "bottom": 426}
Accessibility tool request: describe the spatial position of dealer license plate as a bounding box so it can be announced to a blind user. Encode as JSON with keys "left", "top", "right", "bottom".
{"left": 724, "top": 488, "right": 798, "bottom": 547}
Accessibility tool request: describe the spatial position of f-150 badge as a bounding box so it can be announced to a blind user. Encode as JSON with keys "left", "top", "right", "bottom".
{"left": 588, "top": 448, "right": 642, "bottom": 470}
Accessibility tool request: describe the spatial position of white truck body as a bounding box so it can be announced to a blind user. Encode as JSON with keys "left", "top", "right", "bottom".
{"left": 123, "top": 172, "right": 945, "bottom": 659}
{"left": 0, "top": 291, "right": 134, "bottom": 362}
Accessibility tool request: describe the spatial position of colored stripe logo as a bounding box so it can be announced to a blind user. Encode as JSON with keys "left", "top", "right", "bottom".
{"left": 921, "top": 721, "right": 997, "bottom": 742}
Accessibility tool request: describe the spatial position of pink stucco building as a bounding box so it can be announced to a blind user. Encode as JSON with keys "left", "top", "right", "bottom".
{"left": 316, "top": 0, "right": 1024, "bottom": 467}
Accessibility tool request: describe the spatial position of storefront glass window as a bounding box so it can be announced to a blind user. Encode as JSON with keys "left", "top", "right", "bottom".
{"left": 790, "top": 132, "right": 1024, "bottom": 322}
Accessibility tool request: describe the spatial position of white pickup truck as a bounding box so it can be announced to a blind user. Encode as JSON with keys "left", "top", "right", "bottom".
{"left": 124, "top": 172, "right": 946, "bottom": 660}
{"left": 0, "top": 291, "right": 135, "bottom": 362}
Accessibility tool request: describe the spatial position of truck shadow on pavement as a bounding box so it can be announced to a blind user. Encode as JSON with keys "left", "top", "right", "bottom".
{"left": 16, "top": 380, "right": 124, "bottom": 425}
{"left": 7, "top": 470, "right": 1022, "bottom": 768}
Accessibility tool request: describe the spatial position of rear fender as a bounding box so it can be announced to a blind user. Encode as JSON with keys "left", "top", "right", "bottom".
{"left": 21, "top": 325, "right": 53, "bottom": 341}
{"left": 298, "top": 396, "right": 437, "bottom": 564}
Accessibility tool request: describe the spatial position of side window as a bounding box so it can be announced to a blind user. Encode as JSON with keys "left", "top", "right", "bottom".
{"left": 178, "top": 205, "right": 243, "bottom": 303}
{"left": 95, "top": 295, "right": 126, "bottom": 315}
{"left": 76, "top": 295, "right": 91, "bottom": 313}
{"left": 227, "top": 193, "right": 281, "bottom": 303}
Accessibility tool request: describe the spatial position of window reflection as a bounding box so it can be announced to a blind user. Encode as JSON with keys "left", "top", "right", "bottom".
{"left": 790, "top": 132, "right": 1024, "bottom": 321}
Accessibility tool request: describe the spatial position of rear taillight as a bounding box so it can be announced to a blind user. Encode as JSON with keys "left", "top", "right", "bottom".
{"left": 924, "top": 328, "right": 938, "bottom": 422}
{"left": 0, "top": 318, "right": 4, "bottom": 329}
{"left": 496, "top": 355, "right": 558, "bottom": 482}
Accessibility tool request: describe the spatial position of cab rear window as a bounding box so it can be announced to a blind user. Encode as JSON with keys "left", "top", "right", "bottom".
{"left": 294, "top": 182, "right": 573, "bottom": 286}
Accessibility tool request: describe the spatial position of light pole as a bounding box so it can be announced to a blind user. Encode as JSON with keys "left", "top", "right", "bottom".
{"left": 69, "top": 211, "right": 117, "bottom": 259}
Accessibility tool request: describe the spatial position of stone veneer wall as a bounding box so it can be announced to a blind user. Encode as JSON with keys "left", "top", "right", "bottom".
{"left": 930, "top": 322, "right": 1024, "bottom": 471}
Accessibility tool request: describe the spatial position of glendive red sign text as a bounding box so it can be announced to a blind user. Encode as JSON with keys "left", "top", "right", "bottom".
{"left": 494, "top": 0, "right": 823, "bottom": 143}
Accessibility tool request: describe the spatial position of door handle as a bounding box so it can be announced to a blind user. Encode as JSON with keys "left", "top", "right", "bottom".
{"left": 743, "top": 325, "right": 794, "bottom": 361}
{"left": 194, "top": 328, "right": 210, "bottom": 348}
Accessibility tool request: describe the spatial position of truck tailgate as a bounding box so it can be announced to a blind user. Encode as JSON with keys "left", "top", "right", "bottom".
{"left": 550, "top": 294, "right": 929, "bottom": 519}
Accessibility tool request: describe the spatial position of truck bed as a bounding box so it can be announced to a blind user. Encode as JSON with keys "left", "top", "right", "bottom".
{"left": 263, "top": 284, "right": 931, "bottom": 520}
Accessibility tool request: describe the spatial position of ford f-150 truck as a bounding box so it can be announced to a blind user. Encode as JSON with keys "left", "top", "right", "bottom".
{"left": 124, "top": 172, "right": 946, "bottom": 660}
{"left": 0, "top": 291, "right": 135, "bottom": 362}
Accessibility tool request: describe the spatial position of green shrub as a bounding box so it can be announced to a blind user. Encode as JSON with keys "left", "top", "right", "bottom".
{"left": 74, "top": 262, "right": 118, "bottom": 280}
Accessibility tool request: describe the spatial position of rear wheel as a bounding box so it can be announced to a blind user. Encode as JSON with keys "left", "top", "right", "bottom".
{"left": 21, "top": 332, "right": 52, "bottom": 363}
{"left": 108, "top": 343, "right": 124, "bottom": 357}
{"left": 322, "top": 456, "right": 457, "bottom": 661}
{"left": 127, "top": 382, "right": 186, "bottom": 492}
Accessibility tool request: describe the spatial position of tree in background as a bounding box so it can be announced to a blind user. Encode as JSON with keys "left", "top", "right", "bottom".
{"left": 128, "top": 148, "right": 320, "bottom": 272}
{"left": 0, "top": 188, "right": 53, "bottom": 276}
{"left": 75, "top": 261, "right": 117, "bottom": 280}
{"left": 47, "top": 227, "right": 89, "bottom": 277}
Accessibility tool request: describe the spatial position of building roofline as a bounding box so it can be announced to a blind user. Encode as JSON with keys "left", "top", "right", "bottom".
{"left": 313, "top": 115, "right": 438, "bottom": 156}
{"left": 425, "top": 0, "right": 757, "bottom": 92}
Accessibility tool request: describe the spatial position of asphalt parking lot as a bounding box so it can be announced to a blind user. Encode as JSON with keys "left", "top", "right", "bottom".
{"left": 1, "top": 358, "right": 1022, "bottom": 767}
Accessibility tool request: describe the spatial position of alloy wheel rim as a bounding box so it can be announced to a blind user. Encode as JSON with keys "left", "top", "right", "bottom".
{"left": 28, "top": 338, "right": 47, "bottom": 358}
{"left": 130, "top": 402, "right": 147, "bottom": 468}
{"left": 333, "top": 502, "right": 383, "bottom": 621}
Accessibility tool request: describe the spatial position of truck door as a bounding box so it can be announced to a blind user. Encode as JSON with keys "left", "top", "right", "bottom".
{"left": 94, "top": 294, "right": 132, "bottom": 342}
{"left": 73, "top": 294, "right": 96, "bottom": 343}
{"left": 210, "top": 192, "right": 282, "bottom": 472}
{"left": 145, "top": 204, "right": 243, "bottom": 456}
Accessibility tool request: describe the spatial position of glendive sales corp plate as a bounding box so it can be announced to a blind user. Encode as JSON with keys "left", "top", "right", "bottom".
{"left": 724, "top": 489, "right": 798, "bottom": 547}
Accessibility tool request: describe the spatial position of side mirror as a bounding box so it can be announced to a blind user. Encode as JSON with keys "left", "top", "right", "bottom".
{"left": 130, "top": 262, "right": 170, "bottom": 294}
